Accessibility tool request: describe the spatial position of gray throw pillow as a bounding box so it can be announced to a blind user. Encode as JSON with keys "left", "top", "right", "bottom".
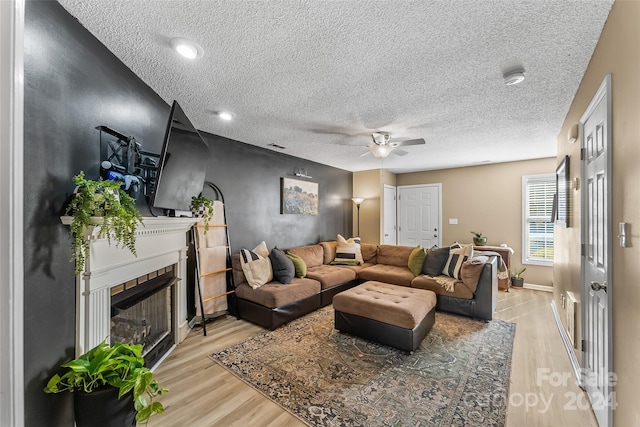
{"left": 423, "top": 246, "right": 450, "bottom": 276}
{"left": 269, "top": 247, "right": 295, "bottom": 284}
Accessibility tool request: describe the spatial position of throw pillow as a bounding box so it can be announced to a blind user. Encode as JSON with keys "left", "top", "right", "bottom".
{"left": 252, "top": 241, "right": 270, "bottom": 258}
{"left": 239, "top": 248, "right": 273, "bottom": 289}
{"left": 423, "top": 246, "right": 450, "bottom": 276}
{"left": 269, "top": 247, "right": 295, "bottom": 284}
{"left": 331, "top": 234, "right": 364, "bottom": 265}
{"left": 460, "top": 258, "right": 486, "bottom": 294}
{"left": 408, "top": 246, "right": 427, "bottom": 276}
{"left": 442, "top": 244, "right": 473, "bottom": 280}
{"left": 286, "top": 252, "right": 307, "bottom": 278}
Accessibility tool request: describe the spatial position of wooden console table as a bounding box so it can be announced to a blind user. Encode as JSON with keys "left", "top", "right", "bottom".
{"left": 476, "top": 245, "right": 513, "bottom": 291}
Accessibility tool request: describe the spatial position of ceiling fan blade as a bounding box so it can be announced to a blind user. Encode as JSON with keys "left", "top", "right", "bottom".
{"left": 392, "top": 148, "right": 409, "bottom": 156}
{"left": 360, "top": 150, "right": 372, "bottom": 157}
{"left": 396, "top": 138, "right": 425, "bottom": 146}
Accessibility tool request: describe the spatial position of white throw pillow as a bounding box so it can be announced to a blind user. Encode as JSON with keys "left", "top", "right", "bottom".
{"left": 239, "top": 242, "right": 273, "bottom": 289}
{"left": 442, "top": 244, "right": 473, "bottom": 280}
{"left": 331, "top": 234, "right": 364, "bottom": 265}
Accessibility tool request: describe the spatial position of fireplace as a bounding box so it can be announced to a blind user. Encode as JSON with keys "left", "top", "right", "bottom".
{"left": 110, "top": 265, "right": 176, "bottom": 367}
{"left": 68, "top": 217, "right": 199, "bottom": 365}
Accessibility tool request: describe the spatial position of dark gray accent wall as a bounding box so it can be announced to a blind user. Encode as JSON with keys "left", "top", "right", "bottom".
{"left": 24, "top": 2, "right": 169, "bottom": 426}
{"left": 201, "top": 132, "right": 353, "bottom": 252}
{"left": 23, "top": 2, "right": 353, "bottom": 425}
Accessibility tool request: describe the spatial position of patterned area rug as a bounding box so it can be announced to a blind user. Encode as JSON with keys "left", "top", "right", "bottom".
{"left": 211, "top": 306, "right": 515, "bottom": 427}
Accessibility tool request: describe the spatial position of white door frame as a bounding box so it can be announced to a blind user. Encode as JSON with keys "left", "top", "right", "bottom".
{"left": 580, "top": 74, "right": 613, "bottom": 427}
{"left": 397, "top": 183, "right": 442, "bottom": 248}
{"left": 0, "top": 1, "right": 25, "bottom": 426}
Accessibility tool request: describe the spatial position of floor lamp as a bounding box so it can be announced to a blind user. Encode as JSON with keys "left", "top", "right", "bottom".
{"left": 352, "top": 197, "right": 365, "bottom": 236}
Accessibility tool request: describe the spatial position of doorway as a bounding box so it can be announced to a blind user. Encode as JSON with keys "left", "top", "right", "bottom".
{"left": 397, "top": 184, "right": 441, "bottom": 248}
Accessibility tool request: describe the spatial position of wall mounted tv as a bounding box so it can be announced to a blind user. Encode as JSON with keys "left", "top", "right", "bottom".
{"left": 151, "top": 100, "right": 211, "bottom": 214}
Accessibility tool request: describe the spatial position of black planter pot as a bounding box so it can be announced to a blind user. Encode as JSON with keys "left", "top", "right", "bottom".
{"left": 74, "top": 387, "right": 136, "bottom": 427}
{"left": 511, "top": 278, "right": 524, "bottom": 287}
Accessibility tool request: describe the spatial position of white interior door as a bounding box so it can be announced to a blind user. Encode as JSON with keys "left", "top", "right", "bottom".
{"left": 383, "top": 185, "right": 397, "bottom": 245}
{"left": 397, "top": 184, "right": 441, "bottom": 248}
{"left": 581, "top": 75, "right": 612, "bottom": 427}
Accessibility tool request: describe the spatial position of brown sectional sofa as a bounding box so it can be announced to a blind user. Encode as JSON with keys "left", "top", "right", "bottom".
{"left": 231, "top": 243, "right": 498, "bottom": 330}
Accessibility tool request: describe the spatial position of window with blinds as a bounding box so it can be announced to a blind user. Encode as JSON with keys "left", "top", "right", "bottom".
{"left": 522, "top": 174, "right": 555, "bottom": 266}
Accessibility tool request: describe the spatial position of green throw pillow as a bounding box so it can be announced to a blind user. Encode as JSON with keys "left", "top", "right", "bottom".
{"left": 408, "top": 246, "right": 427, "bottom": 276}
{"left": 286, "top": 252, "right": 307, "bottom": 278}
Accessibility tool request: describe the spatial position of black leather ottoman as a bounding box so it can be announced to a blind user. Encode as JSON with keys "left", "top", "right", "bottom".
{"left": 333, "top": 281, "right": 436, "bottom": 353}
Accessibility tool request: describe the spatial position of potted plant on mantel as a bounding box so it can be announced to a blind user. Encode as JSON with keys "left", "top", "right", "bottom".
{"left": 190, "top": 194, "right": 214, "bottom": 232}
{"left": 470, "top": 231, "right": 487, "bottom": 246}
{"left": 62, "top": 171, "right": 143, "bottom": 274}
{"left": 44, "top": 340, "right": 167, "bottom": 426}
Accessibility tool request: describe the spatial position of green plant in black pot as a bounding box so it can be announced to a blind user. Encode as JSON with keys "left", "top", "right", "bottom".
{"left": 190, "top": 195, "right": 214, "bottom": 232}
{"left": 470, "top": 231, "right": 487, "bottom": 246}
{"left": 44, "top": 341, "right": 167, "bottom": 426}
{"left": 510, "top": 267, "right": 526, "bottom": 287}
{"left": 65, "top": 171, "right": 142, "bottom": 274}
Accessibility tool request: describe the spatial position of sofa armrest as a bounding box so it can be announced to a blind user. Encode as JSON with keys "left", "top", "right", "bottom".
{"left": 473, "top": 255, "right": 498, "bottom": 320}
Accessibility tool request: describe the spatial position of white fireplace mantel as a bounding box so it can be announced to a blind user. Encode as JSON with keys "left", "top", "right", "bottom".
{"left": 63, "top": 216, "right": 199, "bottom": 357}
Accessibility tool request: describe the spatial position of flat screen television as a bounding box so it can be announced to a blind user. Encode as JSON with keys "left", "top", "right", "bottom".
{"left": 151, "top": 101, "right": 211, "bottom": 213}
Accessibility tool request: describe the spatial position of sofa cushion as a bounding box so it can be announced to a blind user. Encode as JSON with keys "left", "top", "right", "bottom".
{"left": 360, "top": 243, "right": 378, "bottom": 263}
{"left": 239, "top": 248, "right": 273, "bottom": 289}
{"left": 460, "top": 257, "right": 486, "bottom": 294}
{"left": 232, "top": 254, "right": 246, "bottom": 287}
{"left": 358, "top": 264, "right": 415, "bottom": 287}
{"left": 269, "top": 247, "right": 295, "bottom": 284}
{"left": 423, "top": 246, "right": 450, "bottom": 276}
{"left": 319, "top": 241, "right": 337, "bottom": 265}
{"left": 376, "top": 244, "right": 415, "bottom": 267}
{"left": 442, "top": 244, "right": 473, "bottom": 280}
{"left": 306, "top": 264, "right": 357, "bottom": 290}
{"left": 340, "top": 262, "right": 376, "bottom": 275}
{"left": 287, "top": 244, "right": 324, "bottom": 268}
{"left": 331, "top": 234, "right": 363, "bottom": 265}
{"left": 286, "top": 252, "right": 307, "bottom": 278}
{"left": 408, "top": 246, "right": 427, "bottom": 276}
{"left": 411, "top": 275, "right": 474, "bottom": 299}
{"left": 234, "top": 279, "right": 321, "bottom": 309}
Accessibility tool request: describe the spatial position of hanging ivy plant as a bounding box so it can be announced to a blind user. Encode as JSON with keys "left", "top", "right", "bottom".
{"left": 190, "top": 195, "right": 214, "bottom": 232}
{"left": 65, "top": 171, "right": 143, "bottom": 274}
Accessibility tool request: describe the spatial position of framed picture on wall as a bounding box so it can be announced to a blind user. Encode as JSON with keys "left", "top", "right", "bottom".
{"left": 281, "top": 177, "right": 319, "bottom": 215}
{"left": 556, "top": 155, "right": 570, "bottom": 227}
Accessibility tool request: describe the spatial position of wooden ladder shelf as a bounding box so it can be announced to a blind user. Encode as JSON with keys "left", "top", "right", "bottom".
{"left": 191, "top": 182, "right": 237, "bottom": 336}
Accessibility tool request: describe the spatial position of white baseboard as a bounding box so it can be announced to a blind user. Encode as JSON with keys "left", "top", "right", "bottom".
{"left": 550, "top": 300, "right": 583, "bottom": 387}
{"left": 523, "top": 283, "right": 553, "bottom": 292}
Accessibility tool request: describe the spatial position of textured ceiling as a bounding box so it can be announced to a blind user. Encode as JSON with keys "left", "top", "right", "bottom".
{"left": 57, "top": 0, "right": 613, "bottom": 173}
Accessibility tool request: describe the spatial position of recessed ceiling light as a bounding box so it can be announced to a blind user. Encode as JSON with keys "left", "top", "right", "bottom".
{"left": 170, "top": 37, "right": 203, "bottom": 59}
{"left": 217, "top": 111, "right": 234, "bottom": 121}
{"left": 504, "top": 69, "right": 525, "bottom": 85}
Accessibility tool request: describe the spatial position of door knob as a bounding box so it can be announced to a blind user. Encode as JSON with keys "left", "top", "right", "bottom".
{"left": 590, "top": 281, "right": 607, "bottom": 292}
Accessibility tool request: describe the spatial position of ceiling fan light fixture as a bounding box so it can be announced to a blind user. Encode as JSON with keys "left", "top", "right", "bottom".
{"left": 170, "top": 37, "right": 203, "bottom": 59}
{"left": 369, "top": 144, "right": 394, "bottom": 158}
{"left": 504, "top": 69, "right": 525, "bottom": 85}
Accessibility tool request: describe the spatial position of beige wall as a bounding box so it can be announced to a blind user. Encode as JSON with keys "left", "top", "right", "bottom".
{"left": 397, "top": 158, "right": 556, "bottom": 287}
{"left": 554, "top": 1, "right": 640, "bottom": 425}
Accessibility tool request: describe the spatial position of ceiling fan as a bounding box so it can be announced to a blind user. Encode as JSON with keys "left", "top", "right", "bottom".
{"left": 361, "top": 132, "right": 426, "bottom": 158}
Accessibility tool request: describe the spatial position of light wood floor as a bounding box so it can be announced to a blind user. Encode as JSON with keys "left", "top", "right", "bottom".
{"left": 148, "top": 289, "right": 598, "bottom": 427}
